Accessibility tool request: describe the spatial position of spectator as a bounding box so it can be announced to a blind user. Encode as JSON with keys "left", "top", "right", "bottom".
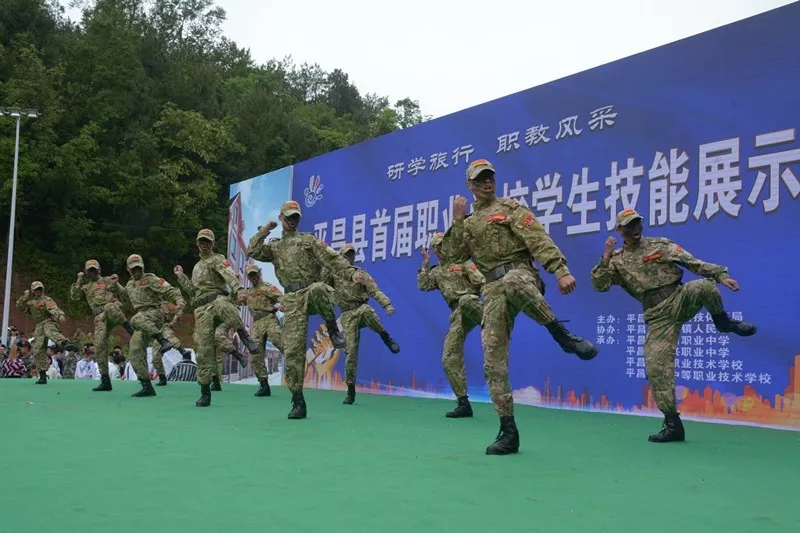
{"left": 45, "top": 354, "right": 61, "bottom": 380}
{"left": 75, "top": 343, "right": 100, "bottom": 379}
{"left": 2, "top": 343, "right": 25, "bottom": 378}
{"left": 168, "top": 352, "right": 197, "bottom": 382}
{"left": 109, "top": 350, "right": 126, "bottom": 380}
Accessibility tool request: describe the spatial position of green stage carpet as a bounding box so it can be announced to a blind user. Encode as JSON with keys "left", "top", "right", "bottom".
{"left": 1, "top": 379, "right": 797, "bottom": 533}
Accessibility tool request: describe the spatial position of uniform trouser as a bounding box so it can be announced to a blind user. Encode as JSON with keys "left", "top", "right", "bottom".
{"left": 193, "top": 297, "right": 244, "bottom": 386}
{"left": 93, "top": 302, "right": 127, "bottom": 376}
{"left": 442, "top": 295, "right": 483, "bottom": 397}
{"left": 644, "top": 279, "right": 724, "bottom": 415}
{"left": 151, "top": 324, "right": 183, "bottom": 374}
{"left": 341, "top": 304, "right": 386, "bottom": 385}
{"left": 129, "top": 309, "right": 164, "bottom": 379}
{"left": 250, "top": 314, "right": 283, "bottom": 381}
{"left": 482, "top": 266, "right": 557, "bottom": 418}
{"left": 282, "top": 282, "right": 337, "bottom": 394}
{"left": 32, "top": 320, "right": 68, "bottom": 374}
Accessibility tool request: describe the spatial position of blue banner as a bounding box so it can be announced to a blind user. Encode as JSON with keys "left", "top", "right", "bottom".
{"left": 258, "top": 4, "right": 799, "bottom": 429}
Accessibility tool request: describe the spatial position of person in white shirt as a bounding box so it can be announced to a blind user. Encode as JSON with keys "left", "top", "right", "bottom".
{"left": 75, "top": 344, "right": 100, "bottom": 379}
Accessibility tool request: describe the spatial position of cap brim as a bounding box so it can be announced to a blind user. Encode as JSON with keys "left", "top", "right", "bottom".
{"left": 128, "top": 262, "right": 144, "bottom": 268}
{"left": 282, "top": 209, "right": 301, "bottom": 217}
{"left": 468, "top": 165, "right": 495, "bottom": 180}
{"left": 618, "top": 215, "right": 643, "bottom": 226}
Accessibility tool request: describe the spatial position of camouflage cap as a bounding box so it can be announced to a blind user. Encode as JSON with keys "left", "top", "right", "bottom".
{"left": 340, "top": 243, "right": 355, "bottom": 255}
{"left": 31, "top": 281, "right": 44, "bottom": 291}
{"left": 616, "top": 209, "right": 643, "bottom": 227}
{"left": 429, "top": 232, "right": 445, "bottom": 248}
{"left": 245, "top": 263, "right": 260, "bottom": 276}
{"left": 84, "top": 259, "right": 100, "bottom": 271}
{"left": 126, "top": 254, "right": 144, "bottom": 269}
{"left": 196, "top": 228, "right": 215, "bottom": 242}
{"left": 466, "top": 158, "right": 495, "bottom": 181}
{"left": 280, "top": 200, "right": 302, "bottom": 217}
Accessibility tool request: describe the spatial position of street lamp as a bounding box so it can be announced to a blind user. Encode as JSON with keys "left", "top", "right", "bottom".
{"left": 1, "top": 107, "right": 40, "bottom": 342}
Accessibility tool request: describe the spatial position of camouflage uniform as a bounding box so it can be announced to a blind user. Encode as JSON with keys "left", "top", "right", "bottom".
{"left": 418, "top": 232, "right": 484, "bottom": 417}
{"left": 442, "top": 158, "right": 598, "bottom": 455}
{"left": 176, "top": 228, "right": 258, "bottom": 407}
{"left": 323, "top": 243, "right": 400, "bottom": 405}
{"left": 246, "top": 200, "right": 356, "bottom": 420}
{"left": 150, "top": 301, "right": 193, "bottom": 386}
{"left": 591, "top": 209, "right": 757, "bottom": 443}
{"left": 242, "top": 263, "right": 284, "bottom": 397}
{"left": 16, "top": 281, "right": 78, "bottom": 384}
{"left": 121, "top": 254, "right": 185, "bottom": 398}
{"left": 70, "top": 259, "right": 134, "bottom": 392}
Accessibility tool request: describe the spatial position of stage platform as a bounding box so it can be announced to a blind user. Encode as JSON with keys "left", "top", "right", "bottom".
{"left": 2, "top": 379, "right": 797, "bottom": 533}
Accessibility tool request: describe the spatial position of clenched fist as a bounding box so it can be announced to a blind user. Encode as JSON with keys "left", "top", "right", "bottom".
{"left": 602, "top": 237, "right": 617, "bottom": 261}
{"left": 174, "top": 265, "right": 184, "bottom": 276}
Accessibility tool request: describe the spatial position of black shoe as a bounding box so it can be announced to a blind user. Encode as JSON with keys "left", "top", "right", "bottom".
{"left": 210, "top": 375, "right": 222, "bottom": 391}
{"left": 343, "top": 384, "right": 356, "bottom": 405}
{"left": 237, "top": 328, "right": 260, "bottom": 353}
{"left": 196, "top": 384, "right": 211, "bottom": 407}
{"left": 325, "top": 321, "right": 346, "bottom": 349}
{"left": 446, "top": 396, "right": 473, "bottom": 418}
{"left": 485, "top": 416, "right": 520, "bottom": 455}
{"left": 230, "top": 349, "right": 249, "bottom": 368}
{"left": 254, "top": 379, "right": 271, "bottom": 397}
{"left": 155, "top": 373, "right": 167, "bottom": 386}
{"left": 122, "top": 322, "right": 135, "bottom": 335}
{"left": 152, "top": 333, "right": 173, "bottom": 354}
{"left": 93, "top": 374, "right": 113, "bottom": 391}
{"left": 648, "top": 412, "right": 686, "bottom": 443}
{"left": 546, "top": 321, "right": 598, "bottom": 360}
{"left": 131, "top": 379, "right": 156, "bottom": 397}
{"left": 712, "top": 313, "right": 757, "bottom": 337}
{"left": 288, "top": 391, "right": 307, "bottom": 419}
{"left": 35, "top": 371, "right": 47, "bottom": 385}
{"left": 379, "top": 331, "right": 400, "bottom": 354}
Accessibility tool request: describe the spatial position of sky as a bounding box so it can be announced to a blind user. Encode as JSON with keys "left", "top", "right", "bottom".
{"left": 60, "top": 0, "right": 794, "bottom": 120}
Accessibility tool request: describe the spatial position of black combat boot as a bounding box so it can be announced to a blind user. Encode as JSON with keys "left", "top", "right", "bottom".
{"left": 35, "top": 371, "right": 47, "bottom": 385}
{"left": 379, "top": 331, "right": 400, "bottom": 354}
{"left": 196, "top": 383, "right": 211, "bottom": 407}
{"left": 229, "top": 349, "right": 249, "bottom": 367}
{"left": 93, "top": 374, "right": 113, "bottom": 391}
{"left": 712, "top": 313, "right": 757, "bottom": 337}
{"left": 122, "top": 322, "right": 135, "bottom": 335}
{"left": 237, "top": 328, "right": 260, "bottom": 353}
{"left": 325, "top": 320, "right": 346, "bottom": 349}
{"left": 178, "top": 347, "right": 192, "bottom": 358}
{"left": 155, "top": 373, "right": 167, "bottom": 386}
{"left": 486, "top": 416, "right": 520, "bottom": 455}
{"left": 546, "top": 321, "right": 598, "bottom": 360}
{"left": 61, "top": 339, "right": 79, "bottom": 352}
{"left": 446, "top": 395, "right": 473, "bottom": 418}
{"left": 343, "top": 384, "right": 356, "bottom": 405}
{"left": 211, "top": 375, "right": 222, "bottom": 391}
{"left": 288, "top": 391, "right": 307, "bottom": 419}
{"left": 152, "top": 333, "right": 173, "bottom": 354}
{"left": 648, "top": 412, "right": 686, "bottom": 443}
{"left": 254, "top": 378, "right": 271, "bottom": 397}
{"left": 131, "top": 378, "right": 156, "bottom": 397}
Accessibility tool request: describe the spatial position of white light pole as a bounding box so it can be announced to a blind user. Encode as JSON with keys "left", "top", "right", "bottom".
{"left": 1, "top": 107, "right": 40, "bottom": 342}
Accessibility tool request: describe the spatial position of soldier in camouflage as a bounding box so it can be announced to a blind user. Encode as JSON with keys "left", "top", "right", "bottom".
{"left": 120, "top": 254, "right": 185, "bottom": 397}
{"left": 16, "top": 281, "right": 78, "bottom": 384}
{"left": 322, "top": 243, "right": 400, "bottom": 405}
{"left": 210, "top": 323, "right": 250, "bottom": 391}
{"left": 246, "top": 200, "right": 359, "bottom": 419}
{"left": 70, "top": 259, "right": 135, "bottom": 392}
{"left": 442, "top": 159, "right": 599, "bottom": 455}
{"left": 590, "top": 209, "right": 757, "bottom": 443}
{"left": 174, "top": 228, "right": 258, "bottom": 407}
{"left": 418, "top": 232, "right": 484, "bottom": 418}
{"left": 239, "top": 263, "right": 284, "bottom": 397}
{"left": 150, "top": 301, "right": 193, "bottom": 386}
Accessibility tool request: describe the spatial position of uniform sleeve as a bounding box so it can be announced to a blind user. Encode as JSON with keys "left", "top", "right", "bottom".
{"left": 311, "top": 238, "right": 357, "bottom": 280}
{"left": 69, "top": 281, "right": 84, "bottom": 301}
{"left": 441, "top": 220, "right": 470, "bottom": 264}
{"left": 355, "top": 269, "right": 392, "bottom": 308}
{"left": 120, "top": 282, "right": 136, "bottom": 315}
{"left": 148, "top": 276, "right": 186, "bottom": 307}
{"left": 176, "top": 273, "right": 195, "bottom": 300}
{"left": 464, "top": 260, "right": 485, "bottom": 289}
{"left": 214, "top": 256, "right": 245, "bottom": 294}
{"left": 590, "top": 256, "right": 620, "bottom": 292}
{"left": 46, "top": 298, "right": 65, "bottom": 321}
{"left": 15, "top": 294, "right": 29, "bottom": 314}
{"left": 417, "top": 266, "right": 437, "bottom": 292}
{"left": 320, "top": 266, "right": 336, "bottom": 287}
{"left": 664, "top": 241, "right": 730, "bottom": 282}
{"left": 507, "top": 205, "right": 570, "bottom": 279}
{"left": 109, "top": 277, "right": 127, "bottom": 301}
{"left": 247, "top": 228, "right": 274, "bottom": 262}
{"left": 266, "top": 283, "right": 283, "bottom": 304}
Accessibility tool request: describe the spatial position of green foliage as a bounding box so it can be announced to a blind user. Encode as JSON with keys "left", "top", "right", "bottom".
{"left": 0, "top": 0, "right": 427, "bottom": 316}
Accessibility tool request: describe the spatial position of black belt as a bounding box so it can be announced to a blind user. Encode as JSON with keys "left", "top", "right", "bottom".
{"left": 642, "top": 283, "right": 681, "bottom": 311}
{"left": 284, "top": 280, "right": 313, "bottom": 293}
{"left": 482, "top": 260, "right": 534, "bottom": 283}
{"left": 339, "top": 300, "right": 367, "bottom": 313}
{"left": 194, "top": 292, "right": 223, "bottom": 308}
{"left": 252, "top": 310, "right": 277, "bottom": 320}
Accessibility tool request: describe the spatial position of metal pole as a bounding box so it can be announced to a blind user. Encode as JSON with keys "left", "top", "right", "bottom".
{"left": 2, "top": 115, "right": 21, "bottom": 341}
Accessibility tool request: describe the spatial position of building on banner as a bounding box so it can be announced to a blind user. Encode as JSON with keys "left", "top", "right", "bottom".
{"left": 227, "top": 167, "right": 294, "bottom": 381}
{"left": 231, "top": 3, "right": 800, "bottom": 429}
